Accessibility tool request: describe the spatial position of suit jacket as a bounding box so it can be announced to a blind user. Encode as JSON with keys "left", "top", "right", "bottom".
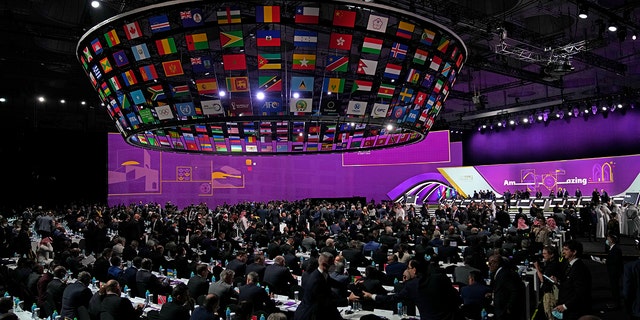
{"left": 100, "top": 294, "right": 141, "bottom": 319}
{"left": 245, "top": 263, "right": 266, "bottom": 281}
{"left": 341, "top": 248, "right": 368, "bottom": 268}
{"left": 385, "top": 262, "right": 407, "bottom": 283}
{"left": 263, "top": 264, "right": 296, "bottom": 295}
{"left": 158, "top": 301, "right": 190, "bottom": 320}
{"left": 45, "top": 278, "right": 67, "bottom": 317}
{"left": 623, "top": 259, "right": 640, "bottom": 317}
{"left": 187, "top": 275, "right": 209, "bottom": 300}
{"left": 238, "top": 283, "right": 276, "bottom": 312}
{"left": 606, "top": 244, "right": 624, "bottom": 280}
{"left": 557, "top": 259, "right": 592, "bottom": 320}
{"left": 225, "top": 258, "right": 247, "bottom": 278}
{"left": 60, "top": 281, "right": 93, "bottom": 319}
{"left": 454, "top": 264, "right": 480, "bottom": 285}
{"left": 121, "top": 266, "right": 138, "bottom": 296}
{"left": 293, "top": 269, "right": 343, "bottom": 320}
{"left": 492, "top": 267, "right": 525, "bottom": 320}
{"left": 136, "top": 269, "right": 170, "bottom": 298}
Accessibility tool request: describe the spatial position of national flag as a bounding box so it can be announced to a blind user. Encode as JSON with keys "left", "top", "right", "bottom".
{"left": 222, "top": 53, "right": 246, "bottom": 70}
{"left": 293, "top": 30, "right": 317, "bottom": 47}
{"left": 292, "top": 53, "right": 315, "bottom": 70}
{"left": 155, "top": 105, "right": 174, "bottom": 120}
{"left": 406, "top": 69, "right": 420, "bottom": 84}
{"left": 82, "top": 47, "right": 93, "bottom": 63}
{"left": 295, "top": 6, "right": 319, "bottom": 24}
{"left": 291, "top": 76, "right": 314, "bottom": 92}
{"left": 438, "top": 37, "right": 450, "bottom": 53}
{"left": 371, "top": 103, "right": 390, "bottom": 118}
{"left": 396, "top": 21, "right": 415, "bottom": 39}
{"left": 104, "top": 29, "right": 120, "bottom": 47}
{"left": 186, "top": 33, "right": 209, "bottom": 51}
{"left": 367, "top": 14, "right": 389, "bottom": 33}
{"left": 389, "top": 42, "right": 408, "bottom": 60}
{"left": 112, "top": 50, "right": 129, "bottom": 67}
{"left": 148, "top": 85, "right": 165, "bottom": 100}
{"left": 433, "top": 79, "right": 444, "bottom": 93}
{"left": 413, "top": 48, "right": 428, "bottom": 65}
{"left": 91, "top": 38, "right": 103, "bottom": 55}
{"left": 88, "top": 72, "right": 97, "bottom": 86}
{"left": 323, "top": 78, "right": 345, "bottom": 93}
{"left": 156, "top": 38, "right": 176, "bottom": 55}
{"left": 257, "top": 53, "right": 281, "bottom": 70}
{"left": 326, "top": 55, "right": 348, "bottom": 72}
{"left": 347, "top": 100, "right": 367, "bottom": 115}
{"left": 129, "top": 89, "right": 146, "bottom": 105}
{"left": 121, "top": 70, "right": 137, "bottom": 86}
{"left": 176, "top": 102, "right": 196, "bottom": 117}
{"left": 333, "top": 9, "right": 356, "bottom": 28}
{"left": 149, "top": 15, "right": 170, "bottom": 33}
{"left": 99, "top": 57, "right": 113, "bottom": 73}
{"left": 391, "top": 106, "right": 407, "bottom": 120}
{"left": 162, "top": 60, "right": 184, "bottom": 77}
{"left": 290, "top": 98, "right": 312, "bottom": 113}
{"left": 421, "top": 73, "right": 434, "bottom": 88}
{"left": 430, "top": 55, "right": 442, "bottom": 71}
{"left": 256, "top": 5, "right": 280, "bottom": 23}
{"left": 180, "top": 9, "right": 204, "bottom": 28}
{"left": 131, "top": 43, "right": 150, "bottom": 61}
{"left": 117, "top": 92, "right": 130, "bottom": 110}
{"left": 195, "top": 78, "right": 218, "bottom": 95}
{"left": 219, "top": 31, "right": 244, "bottom": 48}
{"left": 100, "top": 82, "right": 111, "bottom": 97}
{"left": 170, "top": 84, "right": 190, "bottom": 98}
{"left": 217, "top": 6, "right": 241, "bottom": 24}
{"left": 399, "top": 87, "right": 414, "bottom": 103}
{"left": 226, "top": 76, "right": 250, "bottom": 92}
{"left": 357, "top": 59, "right": 378, "bottom": 75}
{"left": 109, "top": 76, "right": 122, "bottom": 91}
{"left": 201, "top": 100, "right": 224, "bottom": 115}
{"left": 420, "top": 28, "right": 436, "bottom": 46}
{"left": 139, "top": 64, "right": 158, "bottom": 82}
{"left": 258, "top": 75, "right": 282, "bottom": 92}
{"left": 414, "top": 91, "right": 427, "bottom": 106}
{"left": 378, "top": 83, "right": 395, "bottom": 99}
{"left": 456, "top": 53, "right": 464, "bottom": 68}
{"left": 352, "top": 79, "right": 373, "bottom": 92}
{"left": 123, "top": 21, "right": 142, "bottom": 40}
{"left": 362, "top": 37, "right": 383, "bottom": 54}
{"left": 257, "top": 30, "right": 281, "bottom": 47}
{"left": 384, "top": 63, "right": 402, "bottom": 79}
{"left": 441, "top": 62, "right": 452, "bottom": 77}
{"left": 329, "top": 32, "right": 352, "bottom": 50}
{"left": 190, "top": 56, "right": 212, "bottom": 74}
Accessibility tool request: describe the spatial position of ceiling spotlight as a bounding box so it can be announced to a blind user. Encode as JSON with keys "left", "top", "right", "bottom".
{"left": 0, "top": 98, "right": 5, "bottom": 103}
{"left": 497, "top": 121, "right": 502, "bottom": 127}
{"left": 219, "top": 90, "right": 226, "bottom": 97}
{"left": 509, "top": 119, "right": 515, "bottom": 126}
{"left": 608, "top": 21, "right": 618, "bottom": 32}
{"left": 601, "top": 105, "right": 608, "bottom": 111}
{"left": 37, "top": 96, "right": 45, "bottom": 102}
{"left": 386, "top": 124, "right": 394, "bottom": 131}
{"left": 91, "top": 1, "right": 100, "bottom": 8}
{"left": 81, "top": 101, "right": 86, "bottom": 105}
{"left": 522, "top": 117, "right": 529, "bottom": 123}
{"left": 256, "top": 92, "right": 265, "bottom": 100}
{"left": 292, "top": 92, "right": 300, "bottom": 99}
{"left": 617, "top": 103, "right": 623, "bottom": 109}
{"left": 60, "top": 99, "right": 66, "bottom": 104}
{"left": 482, "top": 124, "right": 487, "bottom": 129}
{"left": 578, "top": 4, "right": 588, "bottom": 19}
{"left": 633, "top": 34, "right": 637, "bottom": 40}
{"left": 537, "top": 114, "right": 543, "bottom": 121}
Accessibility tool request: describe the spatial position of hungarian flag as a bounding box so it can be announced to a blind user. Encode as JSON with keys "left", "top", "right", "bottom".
{"left": 295, "top": 6, "right": 319, "bottom": 24}
{"left": 162, "top": 60, "right": 184, "bottom": 77}
{"left": 186, "top": 33, "right": 209, "bottom": 51}
{"left": 333, "top": 9, "right": 356, "bottom": 28}
{"left": 362, "top": 37, "right": 383, "bottom": 54}
{"left": 123, "top": 21, "right": 142, "bottom": 40}
{"left": 222, "top": 53, "right": 247, "bottom": 70}
{"left": 329, "top": 32, "right": 352, "bottom": 50}
{"left": 217, "top": 7, "right": 241, "bottom": 24}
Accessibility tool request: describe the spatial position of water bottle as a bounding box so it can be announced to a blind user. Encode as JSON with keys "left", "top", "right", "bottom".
{"left": 3, "top": 292, "right": 8, "bottom": 298}
{"left": 265, "top": 286, "right": 270, "bottom": 295}
{"left": 394, "top": 278, "right": 399, "bottom": 284}
{"left": 91, "top": 277, "right": 97, "bottom": 288}
{"left": 481, "top": 308, "right": 488, "bottom": 320}
{"left": 225, "top": 307, "right": 231, "bottom": 320}
{"left": 52, "top": 310, "right": 59, "bottom": 320}
{"left": 397, "top": 302, "right": 403, "bottom": 316}
{"left": 524, "top": 259, "right": 530, "bottom": 269}
{"left": 168, "top": 295, "right": 173, "bottom": 303}
{"left": 190, "top": 271, "right": 195, "bottom": 278}
{"left": 259, "top": 314, "right": 266, "bottom": 320}
{"left": 211, "top": 275, "right": 216, "bottom": 283}
{"left": 159, "top": 265, "right": 164, "bottom": 275}
{"left": 145, "top": 290, "right": 151, "bottom": 304}
{"left": 30, "top": 303, "right": 37, "bottom": 319}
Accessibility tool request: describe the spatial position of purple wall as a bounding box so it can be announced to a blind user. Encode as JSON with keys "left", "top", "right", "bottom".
{"left": 464, "top": 109, "right": 640, "bottom": 165}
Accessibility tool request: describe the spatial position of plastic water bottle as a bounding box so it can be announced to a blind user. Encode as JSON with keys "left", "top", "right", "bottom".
{"left": 91, "top": 277, "right": 97, "bottom": 288}
{"left": 397, "top": 302, "right": 403, "bottom": 316}
{"left": 52, "top": 310, "right": 59, "bottom": 320}
{"left": 524, "top": 259, "right": 530, "bottom": 269}
{"left": 259, "top": 314, "right": 266, "bottom": 320}
{"left": 145, "top": 290, "right": 151, "bottom": 304}
{"left": 168, "top": 295, "right": 173, "bottom": 303}
{"left": 30, "top": 303, "right": 37, "bottom": 319}
{"left": 265, "top": 286, "right": 270, "bottom": 295}
{"left": 190, "top": 271, "right": 195, "bottom": 278}
{"left": 211, "top": 275, "right": 216, "bottom": 283}
{"left": 225, "top": 307, "right": 231, "bottom": 320}
{"left": 394, "top": 278, "right": 399, "bottom": 284}
{"left": 3, "top": 292, "right": 8, "bottom": 298}
{"left": 159, "top": 266, "right": 164, "bottom": 275}
{"left": 481, "top": 308, "right": 488, "bottom": 320}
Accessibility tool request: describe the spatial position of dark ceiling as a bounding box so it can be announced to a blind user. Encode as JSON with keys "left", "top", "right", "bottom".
{"left": 1, "top": 0, "right": 639, "bottom": 134}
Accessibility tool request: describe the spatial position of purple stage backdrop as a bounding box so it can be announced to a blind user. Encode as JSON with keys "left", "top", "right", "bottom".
{"left": 108, "top": 131, "right": 462, "bottom": 208}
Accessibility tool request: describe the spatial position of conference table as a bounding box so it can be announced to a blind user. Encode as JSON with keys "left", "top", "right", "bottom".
{"left": 273, "top": 294, "right": 412, "bottom": 320}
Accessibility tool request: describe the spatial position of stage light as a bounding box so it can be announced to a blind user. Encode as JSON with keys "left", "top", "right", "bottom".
{"left": 256, "top": 92, "right": 265, "bottom": 100}
{"left": 292, "top": 92, "right": 300, "bottom": 99}
{"left": 617, "top": 103, "right": 623, "bottom": 109}
{"left": 609, "top": 21, "right": 618, "bottom": 32}
{"left": 37, "top": 96, "right": 45, "bottom": 103}
{"left": 522, "top": 117, "right": 529, "bottom": 124}
{"left": 497, "top": 121, "right": 502, "bottom": 127}
{"left": 482, "top": 124, "right": 487, "bottom": 129}
{"left": 60, "top": 99, "right": 66, "bottom": 104}
{"left": 537, "top": 114, "right": 543, "bottom": 121}
{"left": 601, "top": 105, "right": 608, "bottom": 111}
{"left": 509, "top": 119, "right": 515, "bottom": 126}
{"left": 578, "top": 4, "right": 588, "bottom": 19}
{"left": 81, "top": 101, "right": 87, "bottom": 105}
{"left": 0, "top": 98, "right": 6, "bottom": 103}
{"left": 556, "top": 111, "right": 564, "bottom": 119}
{"left": 91, "top": 1, "right": 100, "bottom": 8}
{"left": 219, "top": 91, "right": 226, "bottom": 97}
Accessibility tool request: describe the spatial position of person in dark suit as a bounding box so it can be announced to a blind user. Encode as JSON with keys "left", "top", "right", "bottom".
{"left": 225, "top": 251, "right": 248, "bottom": 281}
{"left": 238, "top": 271, "right": 276, "bottom": 313}
{"left": 120, "top": 256, "right": 141, "bottom": 297}
{"left": 187, "top": 263, "right": 210, "bottom": 302}
{"left": 190, "top": 293, "right": 221, "bottom": 320}
{"left": 44, "top": 266, "right": 68, "bottom": 317}
{"left": 385, "top": 254, "right": 407, "bottom": 284}
{"left": 554, "top": 240, "right": 592, "bottom": 320}
{"left": 341, "top": 240, "right": 368, "bottom": 269}
{"left": 60, "top": 271, "right": 93, "bottom": 319}
{"left": 245, "top": 254, "right": 267, "bottom": 282}
{"left": 122, "top": 240, "right": 139, "bottom": 263}
{"left": 461, "top": 270, "right": 492, "bottom": 320}
{"left": 135, "top": 258, "right": 171, "bottom": 298}
{"left": 293, "top": 252, "right": 357, "bottom": 320}
{"left": 99, "top": 279, "right": 144, "bottom": 319}
{"left": 488, "top": 254, "right": 525, "bottom": 320}
{"left": 363, "top": 259, "right": 462, "bottom": 319}
{"left": 159, "top": 283, "right": 192, "bottom": 320}
{"left": 329, "top": 261, "right": 350, "bottom": 300}
{"left": 263, "top": 255, "right": 297, "bottom": 296}
{"left": 606, "top": 235, "right": 623, "bottom": 308}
